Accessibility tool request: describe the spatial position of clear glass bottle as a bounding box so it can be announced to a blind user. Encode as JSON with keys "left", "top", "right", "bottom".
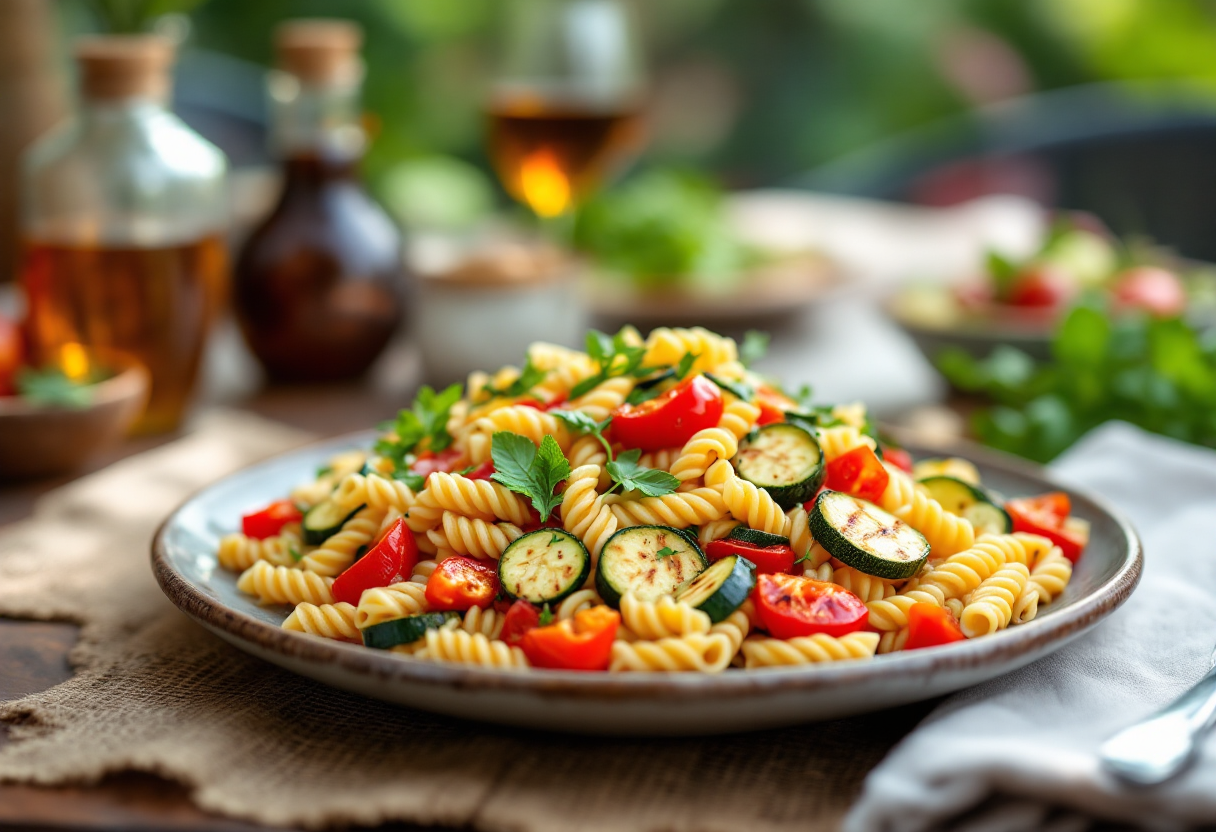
{"left": 19, "top": 35, "right": 229, "bottom": 434}
{"left": 233, "top": 20, "right": 407, "bottom": 383}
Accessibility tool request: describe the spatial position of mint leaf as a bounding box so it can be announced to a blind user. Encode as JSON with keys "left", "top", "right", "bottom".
{"left": 606, "top": 449, "right": 680, "bottom": 497}
{"left": 490, "top": 433, "right": 571, "bottom": 521}
{"left": 655, "top": 546, "right": 677, "bottom": 559}
{"left": 740, "top": 330, "right": 770, "bottom": 367}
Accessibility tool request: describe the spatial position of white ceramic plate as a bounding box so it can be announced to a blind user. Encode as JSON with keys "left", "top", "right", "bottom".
{"left": 152, "top": 432, "right": 1141, "bottom": 736}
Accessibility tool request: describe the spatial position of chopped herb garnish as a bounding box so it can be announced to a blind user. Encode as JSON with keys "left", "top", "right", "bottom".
{"left": 315, "top": 464, "right": 334, "bottom": 478}
{"left": 538, "top": 604, "right": 554, "bottom": 626}
{"left": 550, "top": 532, "right": 564, "bottom": 544}
{"left": 674, "top": 350, "right": 699, "bottom": 380}
{"left": 392, "top": 470, "right": 426, "bottom": 491}
{"left": 740, "top": 330, "right": 770, "bottom": 367}
{"left": 490, "top": 433, "right": 571, "bottom": 521}
{"left": 792, "top": 550, "right": 812, "bottom": 565}
{"left": 479, "top": 356, "right": 548, "bottom": 401}
{"left": 655, "top": 546, "right": 677, "bottom": 559}
{"left": 374, "top": 383, "right": 463, "bottom": 470}
{"left": 288, "top": 543, "right": 303, "bottom": 562}
{"left": 552, "top": 411, "right": 680, "bottom": 498}
{"left": 570, "top": 328, "right": 651, "bottom": 399}
{"left": 704, "top": 372, "right": 755, "bottom": 403}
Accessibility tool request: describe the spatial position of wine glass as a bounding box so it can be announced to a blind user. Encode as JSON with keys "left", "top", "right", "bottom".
{"left": 486, "top": 0, "right": 647, "bottom": 219}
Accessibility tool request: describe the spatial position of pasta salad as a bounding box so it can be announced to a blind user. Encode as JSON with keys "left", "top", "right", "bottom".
{"left": 218, "top": 326, "right": 1088, "bottom": 672}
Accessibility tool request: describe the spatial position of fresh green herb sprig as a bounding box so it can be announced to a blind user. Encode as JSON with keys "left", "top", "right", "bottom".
{"left": 15, "top": 368, "right": 96, "bottom": 409}
{"left": 623, "top": 351, "right": 699, "bottom": 406}
{"left": 551, "top": 411, "right": 681, "bottom": 498}
{"left": 938, "top": 305, "right": 1216, "bottom": 462}
{"left": 478, "top": 356, "right": 548, "bottom": 402}
{"left": 491, "top": 433, "right": 571, "bottom": 521}
{"left": 570, "top": 329, "right": 655, "bottom": 399}
{"left": 704, "top": 372, "right": 755, "bottom": 403}
{"left": 375, "top": 383, "right": 462, "bottom": 470}
{"left": 740, "top": 330, "right": 770, "bottom": 367}
{"left": 655, "top": 546, "right": 678, "bottom": 559}
{"left": 538, "top": 604, "right": 554, "bottom": 626}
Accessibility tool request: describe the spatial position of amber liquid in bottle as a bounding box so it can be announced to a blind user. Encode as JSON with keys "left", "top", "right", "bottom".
{"left": 487, "top": 95, "right": 643, "bottom": 217}
{"left": 234, "top": 154, "right": 405, "bottom": 383}
{"left": 21, "top": 234, "right": 228, "bottom": 434}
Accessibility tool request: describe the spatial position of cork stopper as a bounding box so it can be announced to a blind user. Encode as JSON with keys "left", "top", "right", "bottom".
{"left": 74, "top": 35, "right": 174, "bottom": 101}
{"left": 275, "top": 19, "right": 363, "bottom": 88}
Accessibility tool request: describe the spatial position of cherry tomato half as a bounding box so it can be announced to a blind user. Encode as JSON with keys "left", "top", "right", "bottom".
{"left": 706, "top": 538, "right": 793, "bottom": 575}
{"left": 882, "top": 446, "right": 914, "bottom": 474}
{"left": 1112, "top": 266, "right": 1187, "bottom": 318}
{"left": 331, "top": 517, "right": 416, "bottom": 605}
{"left": 610, "top": 375, "right": 723, "bottom": 452}
{"left": 1005, "top": 265, "right": 1076, "bottom": 309}
{"left": 903, "top": 603, "right": 966, "bottom": 650}
{"left": 0, "top": 314, "right": 23, "bottom": 397}
{"left": 241, "top": 499, "right": 303, "bottom": 540}
{"left": 410, "top": 448, "right": 465, "bottom": 479}
{"left": 500, "top": 599, "right": 541, "bottom": 646}
{"left": 424, "top": 556, "right": 500, "bottom": 611}
{"left": 754, "top": 573, "right": 868, "bottom": 639}
{"left": 825, "top": 445, "right": 890, "bottom": 504}
{"left": 1006, "top": 492, "right": 1087, "bottom": 563}
{"left": 520, "top": 606, "right": 619, "bottom": 671}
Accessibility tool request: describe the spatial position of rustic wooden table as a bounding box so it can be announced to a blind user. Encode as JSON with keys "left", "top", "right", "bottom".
{"left": 0, "top": 322, "right": 948, "bottom": 831}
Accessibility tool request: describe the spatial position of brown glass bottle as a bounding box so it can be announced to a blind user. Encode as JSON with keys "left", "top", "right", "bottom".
{"left": 233, "top": 19, "right": 407, "bottom": 382}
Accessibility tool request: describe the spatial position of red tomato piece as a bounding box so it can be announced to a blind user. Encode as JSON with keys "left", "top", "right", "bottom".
{"left": 754, "top": 385, "right": 792, "bottom": 426}
{"left": 520, "top": 606, "right": 619, "bottom": 671}
{"left": 424, "top": 556, "right": 500, "bottom": 611}
{"left": 706, "top": 538, "right": 795, "bottom": 575}
{"left": 241, "top": 499, "right": 303, "bottom": 540}
{"left": 500, "top": 599, "right": 541, "bottom": 646}
{"left": 883, "top": 446, "right": 913, "bottom": 474}
{"left": 1112, "top": 266, "right": 1186, "bottom": 318}
{"left": 0, "top": 314, "right": 22, "bottom": 396}
{"left": 410, "top": 448, "right": 464, "bottom": 479}
{"left": 903, "top": 603, "right": 966, "bottom": 650}
{"left": 463, "top": 461, "right": 495, "bottom": 480}
{"left": 1006, "top": 492, "right": 1087, "bottom": 563}
{"left": 610, "top": 375, "right": 723, "bottom": 451}
{"left": 1005, "top": 265, "right": 1076, "bottom": 309}
{"left": 331, "top": 517, "right": 416, "bottom": 605}
{"left": 754, "top": 573, "right": 868, "bottom": 639}
{"left": 825, "top": 445, "right": 890, "bottom": 503}
{"left": 755, "top": 400, "right": 785, "bottom": 426}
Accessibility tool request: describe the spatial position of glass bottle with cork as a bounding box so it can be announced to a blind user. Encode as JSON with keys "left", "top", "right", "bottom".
{"left": 19, "top": 35, "right": 229, "bottom": 434}
{"left": 233, "top": 19, "right": 407, "bottom": 383}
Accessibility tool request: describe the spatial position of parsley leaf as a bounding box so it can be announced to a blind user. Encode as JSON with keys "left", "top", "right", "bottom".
{"left": 315, "top": 464, "right": 334, "bottom": 478}
{"left": 550, "top": 532, "right": 564, "bottom": 544}
{"left": 740, "top": 330, "right": 770, "bottom": 367}
{"left": 375, "top": 383, "right": 463, "bottom": 468}
{"left": 480, "top": 356, "right": 548, "bottom": 400}
{"left": 392, "top": 470, "right": 427, "bottom": 491}
{"left": 552, "top": 410, "right": 615, "bottom": 460}
{"left": 570, "top": 328, "right": 649, "bottom": 398}
{"left": 675, "top": 351, "right": 699, "bottom": 380}
{"left": 538, "top": 604, "right": 554, "bottom": 626}
{"left": 704, "top": 372, "right": 755, "bottom": 402}
{"left": 15, "top": 368, "right": 94, "bottom": 409}
{"left": 490, "top": 433, "right": 571, "bottom": 521}
{"left": 606, "top": 449, "right": 681, "bottom": 497}
{"left": 655, "top": 546, "right": 677, "bottom": 559}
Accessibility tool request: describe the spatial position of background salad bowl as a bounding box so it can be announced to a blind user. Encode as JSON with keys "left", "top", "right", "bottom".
{"left": 152, "top": 431, "right": 1141, "bottom": 736}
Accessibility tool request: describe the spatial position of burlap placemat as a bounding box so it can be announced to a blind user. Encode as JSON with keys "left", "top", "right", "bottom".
{"left": 0, "top": 410, "right": 923, "bottom": 831}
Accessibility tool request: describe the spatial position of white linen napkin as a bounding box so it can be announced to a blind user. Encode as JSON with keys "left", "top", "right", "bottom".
{"left": 846, "top": 421, "right": 1216, "bottom": 832}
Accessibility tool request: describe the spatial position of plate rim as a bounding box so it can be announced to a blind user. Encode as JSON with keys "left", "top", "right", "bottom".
{"left": 151, "top": 431, "right": 1143, "bottom": 701}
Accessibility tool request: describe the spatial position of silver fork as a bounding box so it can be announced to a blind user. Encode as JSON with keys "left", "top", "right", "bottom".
{"left": 1100, "top": 644, "right": 1216, "bottom": 785}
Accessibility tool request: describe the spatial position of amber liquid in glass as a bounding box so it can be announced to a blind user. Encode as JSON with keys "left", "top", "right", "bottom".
{"left": 20, "top": 235, "right": 228, "bottom": 434}
{"left": 233, "top": 154, "right": 406, "bottom": 383}
{"left": 487, "top": 96, "right": 643, "bottom": 217}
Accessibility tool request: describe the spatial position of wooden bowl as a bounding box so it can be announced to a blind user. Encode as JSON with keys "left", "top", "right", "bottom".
{"left": 0, "top": 361, "right": 149, "bottom": 480}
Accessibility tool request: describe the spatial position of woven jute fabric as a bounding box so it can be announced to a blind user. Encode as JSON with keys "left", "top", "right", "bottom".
{"left": 0, "top": 411, "right": 913, "bottom": 831}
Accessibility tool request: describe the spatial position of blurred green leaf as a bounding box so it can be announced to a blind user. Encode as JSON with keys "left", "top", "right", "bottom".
{"left": 1052, "top": 305, "right": 1111, "bottom": 367}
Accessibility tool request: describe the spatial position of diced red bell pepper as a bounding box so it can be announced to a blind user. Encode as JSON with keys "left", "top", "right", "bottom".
{"left": 706, "top": 538, "right": 795, "bottom": 575}
{"left": 500, "top": 599, "right": 541, "bottom": 646}
{"left": 882, "top": 446, "right": 913, "bottom": 474}
{"left": 610, "top": 375, "right": 724, "bottom": 451}
{"left": 241, "top": 499, "right": 303, "bottom": 540}
{"left": 410, "top": 448, "right": 464, "bottom": 479}
{"left": 463, "top": 461, "right": 495, "bottom": 480}
{"left": 520, "top": 606, "right": 619, "bottom": 671}
{"left": 754, "top": 385, "right": 792, "bottom": 426}
{"left": 424, "top": 556, "right": 500, "bottom": 611}
{"left": 753, "top": 573, "right": 869, "bottom": 639}
{"left": 825, "top": 445, "right": 890, "bottom": 504}
{"left": 331, "top": 517, "right": 416, "bottom": 605}
{"left": 1006, "top": 492, "right": 1087, "bottom": 563}
{"left": 903, "top": 603, "right": 966, "bottom": 650}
